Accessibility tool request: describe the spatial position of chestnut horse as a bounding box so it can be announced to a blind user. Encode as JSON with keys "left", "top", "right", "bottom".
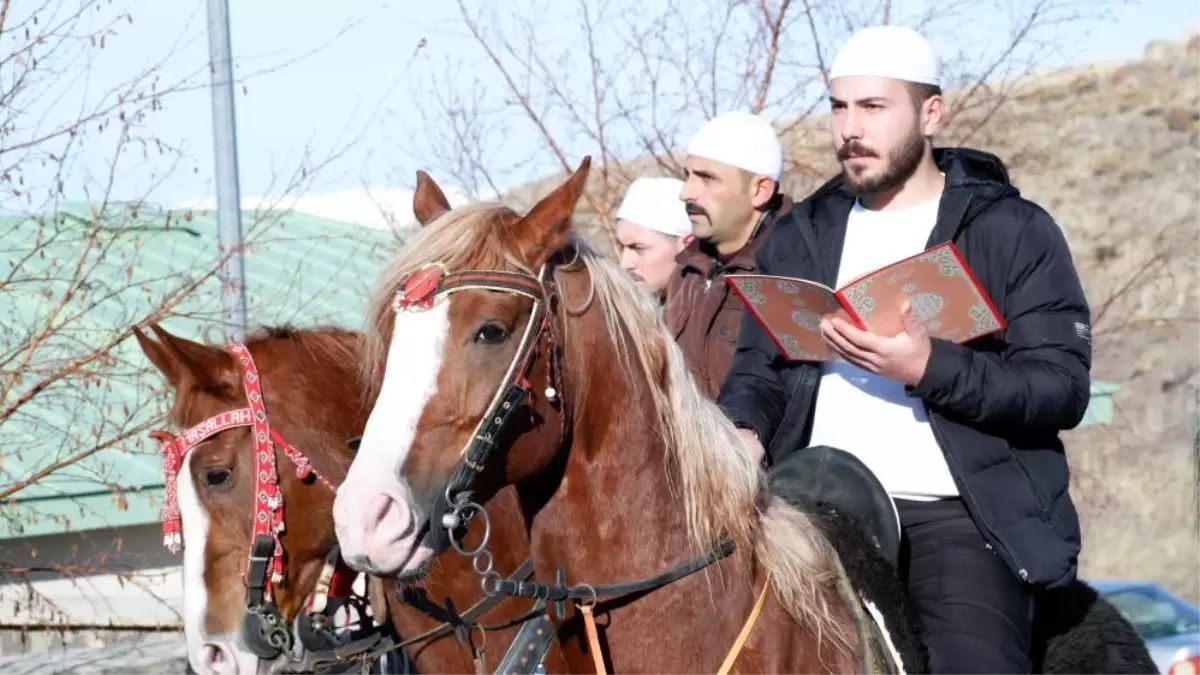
{"left": 331, "top": 157, "right": 888, "bottom": 673}
{"left": 134, "top": 323, "right": 564, "bottom": 674}
{"left": 332, "top": 157, "right": 1160, "bottom": 675}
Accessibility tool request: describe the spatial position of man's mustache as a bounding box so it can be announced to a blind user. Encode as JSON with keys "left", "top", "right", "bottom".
{"left": 685, "top": 202, "right": 708, "bottom": 219}
{"left": 838, "top": 140, "right": 878, "bottom": 161}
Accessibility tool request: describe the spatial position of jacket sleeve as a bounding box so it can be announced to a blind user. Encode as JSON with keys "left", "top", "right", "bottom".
{"left": 909, "top": 205, "right": 1092, "bottom": 429}
{"left": 715, "top": 241, "right": 789, "bottom": 443}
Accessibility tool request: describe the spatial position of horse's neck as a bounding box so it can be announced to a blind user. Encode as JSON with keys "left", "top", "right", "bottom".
{"left": 526, "top": 345, "right": 711, "bottom": 584}
{"left": 519, "top": 335, "right": 780, "bottom": 672}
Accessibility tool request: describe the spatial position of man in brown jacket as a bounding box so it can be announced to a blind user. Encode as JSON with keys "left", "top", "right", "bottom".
{"left": 664, "top": 111, "right": 791, "bottom": 399}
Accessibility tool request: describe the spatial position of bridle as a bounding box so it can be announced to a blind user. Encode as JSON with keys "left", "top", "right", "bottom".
{"left": 149, "top": 339, "right": 560, "bottom": 674}
{"left": 150, "top": 342, "right": 388, "bottom": 671}
{"left": 376, "top": 252, "right": 739, "bottom": 670}
{"left": 388, "top": 261, "right": 567, "bottom": 562}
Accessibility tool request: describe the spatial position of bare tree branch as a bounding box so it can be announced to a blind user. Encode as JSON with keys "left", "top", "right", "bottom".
{"left": 0, "top": 0, "right": 376, "bottom": 629}
{"left": 386, "top": 0, "right": 1127, "bottom": 260}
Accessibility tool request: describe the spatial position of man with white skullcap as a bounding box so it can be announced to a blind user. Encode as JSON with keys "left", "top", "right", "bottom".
{"left": 613, "top": 176, "right": 693, "bottom": 299}
{"left": 717, "top": 25, "right": 1092, "bottom": 674}
{"left": 663, "top": 110, "right": 791, "bottom": 399}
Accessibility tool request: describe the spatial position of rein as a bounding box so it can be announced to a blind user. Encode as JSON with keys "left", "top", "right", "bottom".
{"left": 289, "top": 558, "right": 550, "bottom": 674}
{"left": 487, "top": 537, "right": 736, "bottom": 606}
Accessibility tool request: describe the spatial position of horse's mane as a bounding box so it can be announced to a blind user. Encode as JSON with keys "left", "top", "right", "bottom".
{"left": 361, "top": 202, "right": 855, "bottom": 658}
{"left": 573, "top": 240, "right": 856, "bottom": 658}
{"left": 245, "top": 324, "right": 360, "bottom": 375}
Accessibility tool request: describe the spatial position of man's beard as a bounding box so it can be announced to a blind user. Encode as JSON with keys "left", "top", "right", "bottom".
{"left": 837, "top": 129, "right": 925, "bottom": 195}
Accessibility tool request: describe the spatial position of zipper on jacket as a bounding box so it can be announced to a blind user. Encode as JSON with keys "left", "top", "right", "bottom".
{"left": 701, "top": 262, "right": 728, "bottom": 340}
{"left": 927, "top": 410, "right": 1031, "bottom": 583}
{"left": 705, "top": 257, "right": 728, "bottom": 293}
{"left": 705, "top": 267, "right": 718, "bottom": 292}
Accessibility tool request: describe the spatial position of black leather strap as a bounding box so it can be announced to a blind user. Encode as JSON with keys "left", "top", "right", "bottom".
{"left": 488, "top": 537, "right": 736, "bottom": 605}
{"left": 495, "top": 604, "right": 557, "bottom": 675}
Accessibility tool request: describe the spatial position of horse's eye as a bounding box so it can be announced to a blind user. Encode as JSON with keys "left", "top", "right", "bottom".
{"left": 475, "top": 323, "right": 510, "bottom": 344}
{"left": 205, "top": 468, "right": 232, "bottom": 488}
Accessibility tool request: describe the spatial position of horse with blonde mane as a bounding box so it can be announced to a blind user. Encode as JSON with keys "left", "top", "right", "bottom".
{"left": 134, "top": 323, "right": 565, "bottom": 674}
{"left": 330, "top": 153, "right": 1166, "bottom": 675}
{"left": 329, "top": 156, "right": 908, "bottom": 673}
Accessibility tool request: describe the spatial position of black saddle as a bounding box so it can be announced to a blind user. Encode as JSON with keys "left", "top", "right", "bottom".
{"left": 767, "top": 445, "right": 901, "bottom": 570}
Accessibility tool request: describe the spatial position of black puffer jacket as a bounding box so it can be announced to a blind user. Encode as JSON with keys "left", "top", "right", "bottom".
{"left": 717, "top": 147, "right": 1092, "bottom": 589}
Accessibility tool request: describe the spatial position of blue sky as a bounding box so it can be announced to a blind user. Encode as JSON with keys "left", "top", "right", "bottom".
{"left": 6, "top": 0, "right": 1197, "bottom": 219}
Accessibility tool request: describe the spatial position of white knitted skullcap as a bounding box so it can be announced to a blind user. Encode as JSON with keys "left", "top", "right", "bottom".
{"left": 830, "top": 25, "right": 940, "bottom": 86}
{"left": 614, "top": 177, "right": 691, "bottom": 238}
{"left": 685, "top": 111, "right": 783, "bottom": 181}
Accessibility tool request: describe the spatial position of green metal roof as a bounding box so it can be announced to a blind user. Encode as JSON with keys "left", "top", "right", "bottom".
{"left": 1, "top": 202, "right": 400, "bottom": 538}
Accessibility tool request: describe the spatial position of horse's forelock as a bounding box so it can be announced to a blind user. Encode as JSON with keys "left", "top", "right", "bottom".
{"left": 359, "top": 201, "right": 528, "bottom": 399}
{"left": 245, "top": 325, "right": 360, "bottom": 392}
{"left": 242, "top": 327, "right": 368, "bottom": 473}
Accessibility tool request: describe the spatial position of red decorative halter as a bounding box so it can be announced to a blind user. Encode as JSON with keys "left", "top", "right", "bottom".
{"left": 150, "top": 342, "right": 336, "bottom": 600}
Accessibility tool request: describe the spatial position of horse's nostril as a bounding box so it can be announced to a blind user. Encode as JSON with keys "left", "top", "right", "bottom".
{"left": 366, "top": 491, "right": 415, "bottom": 542}
{"left": 201, "top": 642, "right": 239, "bottom": 675}
{"left": 367, "top": 494, "right": 391, "bottom": 529}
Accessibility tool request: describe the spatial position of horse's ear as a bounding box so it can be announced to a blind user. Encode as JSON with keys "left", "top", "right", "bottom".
{"left": 133, "top": 322, "right": 233, "bottom": 389}
{"left": 511, "top": 156, "right": 591, "bottom": 268}
{"left": 133, "top": 324, "right": 180, "bottom": 386}
{"left": 412, "top": 170, "right": 451, "bottom": 227}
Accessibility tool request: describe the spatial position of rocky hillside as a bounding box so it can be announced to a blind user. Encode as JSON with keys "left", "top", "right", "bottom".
{"left": 992, "top": 31, "right": 1197, "bottom": 603}
{"left": 1002, "top": 32, "right": 1198, "bottom": 604}
{"left": 507, "top": 29, "right": 1200, "bottom": 601}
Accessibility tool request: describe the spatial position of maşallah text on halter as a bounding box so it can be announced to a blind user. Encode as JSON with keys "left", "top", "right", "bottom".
{"left": 726, "top": 241, "right": 1006, "bottom": 363}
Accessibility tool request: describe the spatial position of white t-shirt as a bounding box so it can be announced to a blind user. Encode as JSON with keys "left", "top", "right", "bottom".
{"left": 807, "top": 195, "right": 959, "bottom": 501}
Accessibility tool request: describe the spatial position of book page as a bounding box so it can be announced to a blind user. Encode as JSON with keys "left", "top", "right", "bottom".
{"left": 726, "top": 275, "right": 850, "bottom": 362}
{"left": 834, "top": 243, "right": 1005, "bottom": 343}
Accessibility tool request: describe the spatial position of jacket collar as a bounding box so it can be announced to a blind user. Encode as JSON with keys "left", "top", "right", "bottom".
{"left": 798, "top": 146, "right": 1019, "bottom": 226}
{"left": 676, "top": 194, "right": 794, "bottom": 277}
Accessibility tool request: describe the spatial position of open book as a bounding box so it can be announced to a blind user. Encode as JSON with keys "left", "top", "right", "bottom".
{"left": 725, "top": 242, "right": 1006, "bottom": 362}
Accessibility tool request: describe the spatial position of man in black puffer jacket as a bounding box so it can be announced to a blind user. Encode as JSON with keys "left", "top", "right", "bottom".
{"left": 719, "top": 25, "right": 1092, "bottom": 674}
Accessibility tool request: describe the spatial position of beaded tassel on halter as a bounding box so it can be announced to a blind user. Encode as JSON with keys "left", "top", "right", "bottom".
{"left": 151, "top": 430, "right": 184, "bottom": 554}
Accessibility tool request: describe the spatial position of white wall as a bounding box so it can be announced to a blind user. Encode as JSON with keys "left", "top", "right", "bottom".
{"left": 0, "top": 524, "right": 183, "bottom": 629}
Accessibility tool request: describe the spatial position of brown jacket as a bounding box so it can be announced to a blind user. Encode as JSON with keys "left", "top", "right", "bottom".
{"left": 664, "top": 196, "right": 793, "bottom": 400}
